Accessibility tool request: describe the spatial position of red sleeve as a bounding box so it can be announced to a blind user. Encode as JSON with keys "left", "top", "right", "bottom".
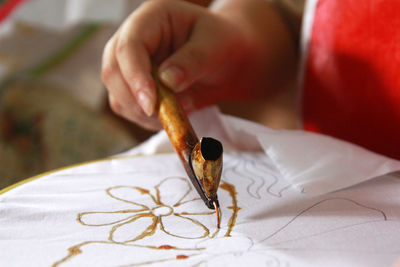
{"left": 0, "top": 0, "right": 25, "bottom": 23}
{"left": 302, "top": 0, "right": 400, "bottom": 159}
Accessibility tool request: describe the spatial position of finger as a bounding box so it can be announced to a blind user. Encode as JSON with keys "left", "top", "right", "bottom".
{"left": 114, "top": 3, "right": 168, "bottom": 117}
{"left": 177, "top": 83, "right": 224, "bottom": 114}
{"left": 108, "top": 92, "right": 161, "bottom": 131}
{"left": 158, "top": 16, "right": 231, "bottom": 93}
{"left": 106, "top": 71, "right": 161, "bottom": 131}
{"left": 102, "top": 35, "right": 161, "bottom": 130}
{"left": 102, "top": 35, "right": 136, "bottom": 119}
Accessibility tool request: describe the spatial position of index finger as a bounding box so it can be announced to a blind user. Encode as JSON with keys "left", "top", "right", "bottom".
{"left": 114, "top": 5, "right": 165, "bottom": 116}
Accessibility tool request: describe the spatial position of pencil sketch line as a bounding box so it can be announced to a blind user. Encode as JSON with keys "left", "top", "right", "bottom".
{"left": 267, "top": 219, "right": 387, "bottom": 247}
{"left": 247, "top": 155, "right": 292, "bottom": 198}
{"left": 243, "top": 164, "right": 288, "bottom": 199}
{"left": 246, "top": 157, "right": 270, "bottom": 199}
{"left": 224, "top": 154, "right": 288, "bottom": 199}
{"left": 244, "top": 160, "right": 265, "bottom": 199}
{"left": 273, "top": 184, "right": 292, "bottom": 198}
{"left": 244, "top": 155, "right": 277, "bottom": 198}
{"left": 223, "top": 163, "right": 259, "bottom": 199}
{"left": 260, "top": 197, "right": 387, "bottom": 243}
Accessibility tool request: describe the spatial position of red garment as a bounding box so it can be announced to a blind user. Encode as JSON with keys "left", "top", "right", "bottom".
{"left": 0, "top": 0, "right": 25, "bottom": 23}
{"left": 303, "top": 0, "right": 400, "bottom": 159}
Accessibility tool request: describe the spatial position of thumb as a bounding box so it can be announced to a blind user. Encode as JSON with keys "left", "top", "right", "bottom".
{"left": 158, "top": 18, "right": 228, "bottom": 92}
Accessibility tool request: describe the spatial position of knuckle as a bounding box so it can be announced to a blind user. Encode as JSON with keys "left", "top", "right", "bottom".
{"left": 108, "top": 96, "right": 123, "bottom": 115}
{"left": 101, "top": 64, "right": 113, "bottom": 84}
{"left": 101, "top": 42, "right": 116, "bottom": 83}
{"left": 115, "top": 38, "right": 129, "bottom": 57}
{"left": 104, "top": 38, "right": 114, "bottom": 54}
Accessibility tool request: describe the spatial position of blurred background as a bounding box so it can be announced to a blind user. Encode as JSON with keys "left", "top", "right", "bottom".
{"left": 0, "top": 0, "right": 300, "bottom": 189}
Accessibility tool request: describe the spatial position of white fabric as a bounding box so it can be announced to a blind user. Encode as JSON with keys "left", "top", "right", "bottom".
{"left": 2, "top": 109, "right": 400, "bottom": 266}
{"left": 8, "top": 0, "right": 144, "bottom": 30}
{"left": 127, "top": 107, "right": 400, "bottom": 196}
{"left": 1, "top": 151, "right": 399, "bottom": 266}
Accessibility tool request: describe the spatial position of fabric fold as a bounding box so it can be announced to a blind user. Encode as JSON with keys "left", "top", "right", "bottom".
{"left": 127, "top": 106, "right": 400, "bottom": 196}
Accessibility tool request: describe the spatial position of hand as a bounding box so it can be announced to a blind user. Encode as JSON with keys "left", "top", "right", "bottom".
{"left": 101, "top": 0, "right": 296, "bottom": 130}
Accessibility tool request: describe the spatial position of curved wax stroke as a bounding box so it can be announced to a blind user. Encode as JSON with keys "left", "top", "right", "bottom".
{"left": 52, "top": 240, "right": 204, "bottom": 267}
{"left": 53, "top": 178, "right": 239, "bottom": 266}
{"left": 220, "top": 182, "right": 240, "bottom": 237}
{"left": 2, "top": 151, "right": 397, "bottom": 266}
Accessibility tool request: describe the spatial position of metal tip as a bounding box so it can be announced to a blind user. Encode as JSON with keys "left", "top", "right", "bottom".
{"left": 191, "top": 138, "right": 223, "bottom": 203}
{"left": 213, "top": 201, "right": 220, "bottom": 228}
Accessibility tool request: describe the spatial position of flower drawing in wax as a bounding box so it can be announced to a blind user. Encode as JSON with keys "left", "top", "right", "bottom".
{"left": 53, "top": 175, "right": 239, "bottom": 266}
{"left": 78, "top": 177, "right": 220, "bottom": 242}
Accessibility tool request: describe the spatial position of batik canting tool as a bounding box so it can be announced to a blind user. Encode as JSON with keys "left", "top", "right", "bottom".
{"left": 153, "top": 67, "right": 223, "bottom": 228}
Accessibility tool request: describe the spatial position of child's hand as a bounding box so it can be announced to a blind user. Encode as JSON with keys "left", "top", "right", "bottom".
{"left": 102, "top": 0, "right": 296, "bottom": 130}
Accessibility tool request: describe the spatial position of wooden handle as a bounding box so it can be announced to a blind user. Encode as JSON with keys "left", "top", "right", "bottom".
{"left": 153, "top": 67, "right": 199, "bottom": 174}
{"left": 153, "top": 67, "right": 222, "bottom": 215}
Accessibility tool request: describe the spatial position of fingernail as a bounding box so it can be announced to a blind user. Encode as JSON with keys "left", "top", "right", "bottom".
{"left": 137, "top": 90, "right": 154, "bottom": 116}
{"left": 160, "top": 66, "right": 184, "bottom": 92}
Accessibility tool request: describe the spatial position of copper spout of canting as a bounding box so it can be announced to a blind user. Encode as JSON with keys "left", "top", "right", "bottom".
{"left": 191, "top": 137, "right": 223, "bottom": 201}
{"left": 213, "top": 201, "right": 221, "bottom": 228}
{"left": 191, "top": 137, "right": 223, "bottom": 228}
{"left": 153, "top": 66, "right": 223, "bottom": 226}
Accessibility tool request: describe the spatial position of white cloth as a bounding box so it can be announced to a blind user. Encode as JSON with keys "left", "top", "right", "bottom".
{"left": 6, "top": 0, "right": 145, "bottom": 31}
{"left": 127, "top": 107, "right": 400, "bottom": 196}
{"left": 1, "top": 150, "right": 399, "bottom": 266}
{"left": 2, "top": 108, "right": 400, "bottom": 266}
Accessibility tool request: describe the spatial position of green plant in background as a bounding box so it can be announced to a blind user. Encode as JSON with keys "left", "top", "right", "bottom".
{"left": 0, "top": 23, "right": 137, "bottom": 189}
{"left": 29, "top": 24, "right": 100, "bottom": 77}
{"left": 0, "top": 23, "right": 100, "bottom": 91}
